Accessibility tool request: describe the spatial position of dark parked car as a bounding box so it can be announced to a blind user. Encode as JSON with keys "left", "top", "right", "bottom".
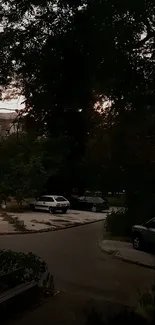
{"left": 132, "top": 217, "right": 155, "bottom": 250}
{"left": 71, "top": 196, "right": 109, "bottom": 212}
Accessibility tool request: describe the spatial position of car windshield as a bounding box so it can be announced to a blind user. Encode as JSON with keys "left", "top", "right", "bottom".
{"left": 55, "top": 196, "right": 67, "bottom": 202}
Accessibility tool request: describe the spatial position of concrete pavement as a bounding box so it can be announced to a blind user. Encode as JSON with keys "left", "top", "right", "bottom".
{"left": 13, "top": 209, "right": 108, "bottom": 231}
{"left": 0, "top": 209, "right": 109, "bottom": 233}
{"left": 0, "top": 221, "right": 155, "bottom": 307}
{"left": 99, "top": 240, "right": 155, "bottom": 269}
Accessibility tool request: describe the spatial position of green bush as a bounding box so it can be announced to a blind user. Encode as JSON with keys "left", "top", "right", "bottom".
{"left": 85, "top": 283, "right": 155, "bottom": 325}
{"left": 106, "top": 198, "right": 154, "bottom": 237}
{"left": 137, "top": 282, "right": 155, "bottom": 323}
{"left": 106, "top": 208, "right": 146, "bottom": 237}
{"left": 106, "top": 209, "right": 132, "bottom": 237}
{"left": 85, "top": 306, "right": 147, "bottom": 325}
{"left": 0, "top": 249, "right": 47, "bottom": 288}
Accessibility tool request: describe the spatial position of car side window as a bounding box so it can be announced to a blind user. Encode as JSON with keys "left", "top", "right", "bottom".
{"left": 147, "top": 220, "right": 155, "bottom": 229}
{"left": 46, "top": 197, "right": 54, "bottom": 202}
{"left": 38, "top": 197, "right": 54, "bottom": 202}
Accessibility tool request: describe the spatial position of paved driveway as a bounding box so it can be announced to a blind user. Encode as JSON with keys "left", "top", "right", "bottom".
{"left": 0, "top": 221, "right": 154, "bottom": 307}
{"left": 11, "top": 209, "right": 111, "bottom": 231}
{"left": 0, "top": 209, "right": 111, "bottom": 233}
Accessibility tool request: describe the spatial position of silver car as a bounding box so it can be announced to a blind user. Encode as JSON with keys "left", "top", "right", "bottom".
{"left": 132, "top": 217, "right": 155, "bottom": 250}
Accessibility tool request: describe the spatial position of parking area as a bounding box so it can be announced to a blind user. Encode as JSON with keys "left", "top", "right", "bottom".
{"left": 10, "top": 208, "right": 116, "bottom": 232}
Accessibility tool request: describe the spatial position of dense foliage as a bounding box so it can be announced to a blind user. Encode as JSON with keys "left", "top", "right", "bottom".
{"left": 0, "top": 132, "right": 71, "bottom": 201}
{"left": 106, "top": 190, "right": 155, "bottom": 236}
{"left": 0, "top": 249, "right": 47, "bottom": 291}
{"left": 0, "top": 0, "right": 155, "bottom": 207}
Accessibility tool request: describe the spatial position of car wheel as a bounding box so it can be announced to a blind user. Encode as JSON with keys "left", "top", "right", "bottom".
{"left": 61, "top": 208, "right": 67, "bottom": 214}
{"left": 49, "top": 207, "right": 55, "bottom": 214}
{"left": 91, "top": 205, "right": 97, "bottom": 212}
{"left": 132, "top": 235, "right": 142, "bottom": 250}
{"left": 29, "top": 204, "right": 35, "bottom": 211}
{"left": 104, "top": 220, "right": 108, "bottom": 231}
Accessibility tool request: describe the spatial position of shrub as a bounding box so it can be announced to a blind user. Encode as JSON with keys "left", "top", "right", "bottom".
{"left": 85, "top": 283, "right": 155, "bottom": 325}
{"left": 137, "top": 282, "right": 155, "bottom": 323}
{"left": 0, "top": 249, "right": 47, "bottom": 288}
{"left": 105, "top": 209, "right": 145, "bottom": 237}
{"left": 105, "top": 199, "right": 153, "bottom": 237}
{"left": 105, "top": 209, "right": 132, "bottom": 237}
{"left": 85, "top": 306, "right": 146, "bottom": 325}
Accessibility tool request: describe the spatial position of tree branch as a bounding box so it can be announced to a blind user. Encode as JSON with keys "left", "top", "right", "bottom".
{"left": 135, "top": 18, "right": 155, "bottom": 49}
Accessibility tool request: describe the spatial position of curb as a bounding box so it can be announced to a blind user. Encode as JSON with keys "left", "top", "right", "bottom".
{"left": 0, "top": 218, "right": 105, "bottom": 236}
{"left": 99, "top": 242, "right": 155, "bottom": 270}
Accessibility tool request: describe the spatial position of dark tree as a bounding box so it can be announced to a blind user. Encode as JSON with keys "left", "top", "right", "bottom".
{"left": 1, "top": 0, "right": 155, "bottom": 196}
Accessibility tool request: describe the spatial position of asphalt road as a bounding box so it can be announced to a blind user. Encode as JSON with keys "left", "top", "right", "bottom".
{"left": 0, "top": 221, "right": 154, "bottom": 307}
